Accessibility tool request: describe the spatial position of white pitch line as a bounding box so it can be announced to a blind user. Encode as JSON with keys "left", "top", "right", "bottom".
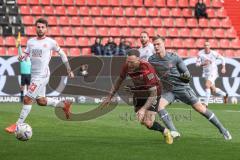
{"left": 168, "top": 107, "right": 240, "bottom": 113}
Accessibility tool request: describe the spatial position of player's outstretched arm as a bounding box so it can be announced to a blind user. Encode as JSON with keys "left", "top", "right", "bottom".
{"left": 217, "top": 53, "right": 226, "bottom": 74}
{"left": 176, "top": 55, "right": 192, "bottom": 83}
{"left": 142, "top": 86, "right": 157, "bottom": 110}
{"left": 58, "top": 49, "right": 74, "bottom": 78}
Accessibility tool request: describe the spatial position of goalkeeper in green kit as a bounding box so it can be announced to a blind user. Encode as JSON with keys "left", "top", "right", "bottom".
{"left": 148, "top": 35, "right": 232, "bottom": 140}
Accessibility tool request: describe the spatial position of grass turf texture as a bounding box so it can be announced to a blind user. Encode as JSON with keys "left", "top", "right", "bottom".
{"left": 0, "top": 103, "right": 239, "bottom": 160}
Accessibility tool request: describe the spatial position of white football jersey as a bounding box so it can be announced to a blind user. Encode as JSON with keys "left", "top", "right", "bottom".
{"left": 197, "top": 49, "right": 220, "bottom": 77}
{"left": 138, "top": 43, "right": 155, "bottom": 61}
{"left": 25, "top": 37, "right": 60, "bottom": 78}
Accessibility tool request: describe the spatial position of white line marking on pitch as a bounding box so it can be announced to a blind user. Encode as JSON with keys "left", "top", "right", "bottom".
{"left": 168, "top": 107, "right": 240, "bottom": 113}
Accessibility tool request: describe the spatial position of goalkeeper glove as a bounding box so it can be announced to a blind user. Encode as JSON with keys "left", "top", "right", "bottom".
{"left": 179, "top": 72, "right": 191, "bottom": 83}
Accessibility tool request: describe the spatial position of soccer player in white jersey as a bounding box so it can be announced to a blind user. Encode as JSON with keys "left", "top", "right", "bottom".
{"left": 5, "top": 18, "right": 75, "bottom": 133}
{"left": 138, "top": 31, "right": 155, "bottom": 60}
{"left": 196, "top": 41, "right": 228, "bottom": 107}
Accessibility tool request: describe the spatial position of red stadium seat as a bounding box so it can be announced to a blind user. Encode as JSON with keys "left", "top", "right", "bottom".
{"left": 5, "top": 36, "right": 15, "bottom": 46}
{"left": 44, "top": 6, "right": 54, "bottom": 15}
{"left": 182, "top": 8, "right": 193, "bottom": 17}
{"left": 165, "top": 39, "right": 172, "bottom": 48}
{"left": 67, "top": 6, "right": 78, "bottom": 15}
{"left": 41, "top": 0, "right": 50, "bottom": 5}
{"left": 128, "top": 18, "right": 139, "bottom": 26}
{"left": 224, "top": 50, "right": 235, "bottom": 57}
{"left": 172, "top": 39, "right": 183, "bottom": 48}
{"left": 133, "top": 0, "right": 143, "bottom": 6}
{"left": 102, "top": 7, "right": 112, "bottom": 16}
{"left": 98, "top": 0, "right": 109, "bottom": 6}
{"left": 217, "top": 8, "right": 227, "bottom": 18}
{"left": 140, "top": 18, "right": 151, "bottom": 27}
{"left": 79, "top": 7, "right": 90, "bottom": 15}
{"left": 155, "top": 0, "right": 166, "bottom": 7}
{"left": 52, "top": 0, "right": 63, "bottom": 5}
{"left": 58, "top": 16, "right": 70, "bottom": 26}
{"left": 78, "top": 37, "right": 89, "bottom": 47}
{"left": 81, "top": 48, "right": 91, "bottom": 56}
{"left": 204, "top": 0, "right": 211, "bottom": 6}
{"left": 222, "top": 18, "right": 231, "bottom": 28}
{"left": 214, "top": 28, "right": 225, "bottom": 38}
{"left": 94, "top": 17, "right": 105, "bottom": 26}
{"left": 219, "top": 39, "right": 230, "bottom": 48}
{"left": 17, "top": 0, "right": 27, "bottom": 5}
{"left": 187, "top": 18, "right": 198, "bottom": 27}
{"left": 145, "top": 0, "right": 154, "bottom": 7}
{"left": 171, "top": 8, "right": 182, "bottom": 17}
{"left": 167, "top": 0, "right": 177, "bottom": 7}
{"left": 87, "top": 0, "right": 97, "bottom": 6}
{"left": 175, "top": 18, "right": 185, "bottom": 27}
{"left": 49, "top": 27, "right": 61, "bottom": 36}
{"left": 122, "top": 0, "right": 132, "bottom": 6}
{"left": 20, "top": 37, "right": 28, "bottom": 46}
{"left": 91, "top": 7, "right": 101, "bottom": 16}
{"left": 61, "top": 27, "right": 73, "bottom": 36}
{"left": 0, "top": 47, "right": 6, "bottom": 55}
{"left": 184, "top": 39, "right": 195, "bottom": 48}
{"left": 75, "top": 0, "right": 85, "bottom": 5}
{"left": 160, "top": 8, "right": 170, "bottom": 17}
{"left": 64, "top": 0, "right": 74, "bottom": 5}
{"left": 132, "top": 28, "right": 143, "bottom": 37}
{"left": 168, "top": 28, "right": 178, "bottom": 37}
{"left": 231, "top": 39, "right": 240, "bottom": 49}
{"left": 113, "top": 7, "right": 124, "bottom": 16}
{"left": 208, "top": 39, "right": 219, "bottom": 48}
{"left": 86, "top": 27, "right": 97, "bottom": 36}
{"left": 117, "top": 17, "right": 127, "bottom": 26}
{"left": 105, "top": 17, "right": 116, "bottom": 26}
{"left": 226, "top": 28, "right": 237, "bottom": 38}
{"left": 209, "top": 19, "right": 220, "bottom": 28}
{"left": 98, "top": 27, "right": 109, "bottom": 36}
{"left": 125, "top": 7, "right": 135, "bottom": 17}
{"left": 152, "top": 18, "right": 162, "bottom": 27}
{"left": 29, "top": 0, "right": 39, "bottom": 5}
{"left": 236, "top": 50, "right": 240, "bottom": 57}
{"left": 178, "top": 49, "right": 188, "bottom": 57}
{"left": 145, "top": 28, "right": 155, "bottom": 37}
{"left": 191, "top": 28, "right": 202, "bottom": 38}
{"left": 22, "top": 16, "right": 34, "bottom": 25}
{"left": 136, "top": 8, "right": 147, "bottom": 17}
{"left": 178, "top": 0, "right": 189, "bottom": 7}
{"left": 70, "top": 17, "right": 81, "bottom": 26}
{"left": 55, "top": 6, "right": 66, "bottom": 15}
{"left": 189, "top": 49, "right": 199, "bottom": 57}
{"left": 179, "top": 28, "right": 190, "bottom": 37}
{"left": 31, "top": 6, "right": 42, "bottom": 15}
{"left": 0, "top": 37, "right": 3, "bottom": 46}
{"left": 148, "top": 8, "right": 158, "bottom": 17}
{"left": 121, "top": 27, "right": 131, "bottom": 36}
{"left": 110, "top": 0, "right": 120, "bottom": 6}
{"left": 207, "top": 9, "right": 215, "bottom": 18}
{"left": 164, "top": 18, "right": 174, "bottom": 27}
{"left": 195, "top": 39, "right": 206, "bottom": 48}
{"left": 109, "top": 27, "right": 120, "bottom": 37}
{"left": 82, "top": 17, "right": 93, "bottom": 26}
{"left": 156, "top": 28, "right": 167, "bottom": 37}
{"left": 189, "top": 0, "right": 198, "bottom": 7}
{"left": 74, "top": 27, "right": 85, "bottom": 36}
{"left": 48, "top": 16, "right": 57, "bottom": 26}
{"left": 8, "top": 47, "right": 18, "bottom": 56}
{"left": 65, "top": 37, "right": 76, "bottom": 47}
{"left": 203, "top": 28, "right": 213, "bottom": 38}
{"left": 212, "top": 0, "right": 223, "bottom": 8}
{"left": 25, "top": 26, "right": 36, "bottom": 36}
{"left": 70, "top": 48, "right": 81, "bottom": 56}
{"left": 20, "top": 6, "right": 30, "bottom": 15}
{"left": 198, "top": 19, "right": 208, "bottom": 28}
{"left": 55, "top": 37, "right": 65, "bottom": 46}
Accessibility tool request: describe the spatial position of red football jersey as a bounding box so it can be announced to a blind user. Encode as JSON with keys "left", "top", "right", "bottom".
{"left": 120, "top": 60, "right": 161, "bottom": 95}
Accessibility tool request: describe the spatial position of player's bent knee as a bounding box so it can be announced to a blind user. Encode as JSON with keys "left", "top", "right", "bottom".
{"left": 23, "top": 96, "right": 33, "bottom": 105}
{"left": 143, "top": 120, "right": 154, "bottom": 128}
{"left": 36, "top": 98, "right": 47, "bottom": 106}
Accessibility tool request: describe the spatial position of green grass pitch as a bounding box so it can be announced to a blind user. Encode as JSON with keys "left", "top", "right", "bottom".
{"left": 0, "top": 103, "right": 239, "bottom": 160}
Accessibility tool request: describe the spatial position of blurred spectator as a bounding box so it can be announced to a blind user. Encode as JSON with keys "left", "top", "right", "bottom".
{"left": 116, "top": 38, "right": 131, "bottom": 56}
{"left": 195, "top": 0, "right": 208, "bottom": 21}
{"left": 78, "top": 64, "right": 88, "bottom": 76}
{"left": 91, "top": 37, "right": 104, "bottom": 56}
{"left": 138, "top": 31, "right": 154, "bottom": 60}
{"left": 103, "top": 37, "right": 117, "bottom": 56}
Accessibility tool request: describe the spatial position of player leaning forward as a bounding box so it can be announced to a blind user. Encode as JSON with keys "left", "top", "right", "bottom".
{"left": 148, "top": 35, "right": 232, "bottom": 140}
{"left": 5, "top": 18, "right": 74, "bottom": 133}
{"left": 102, "top": 49, "right": 173, "bottom": 144}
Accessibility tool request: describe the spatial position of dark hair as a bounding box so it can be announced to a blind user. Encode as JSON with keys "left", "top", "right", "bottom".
{"left": 152, "top": 35, "right": 165, "bottom": 42}
{"left": 126, "top": 48, "right": 140, "bottom": 57}
{"left": 140, "top": 31, "right": 149, "bottom": 36}
{"left": 35, "top": 18, "right": 48, "bottom": 27}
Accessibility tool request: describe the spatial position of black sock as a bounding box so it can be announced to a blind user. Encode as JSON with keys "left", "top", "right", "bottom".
{"left": 20, "top": 91, "right": 24, "bottom": 102}
{"left": 149, "top": 121, "right": 165, "bottom": 133}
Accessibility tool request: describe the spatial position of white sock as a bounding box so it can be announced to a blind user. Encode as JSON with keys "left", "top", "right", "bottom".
{"left": 46, "top": 97, "right": 64, "bottom": 108}
{"left": 205, "top": 88, "right": 211, "bottom": 106}
{"left": 215, "top": 88, "right": 226, "bottom": 97}
{"left": 16, "top": 105, "right": 32, "bottom": 124}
